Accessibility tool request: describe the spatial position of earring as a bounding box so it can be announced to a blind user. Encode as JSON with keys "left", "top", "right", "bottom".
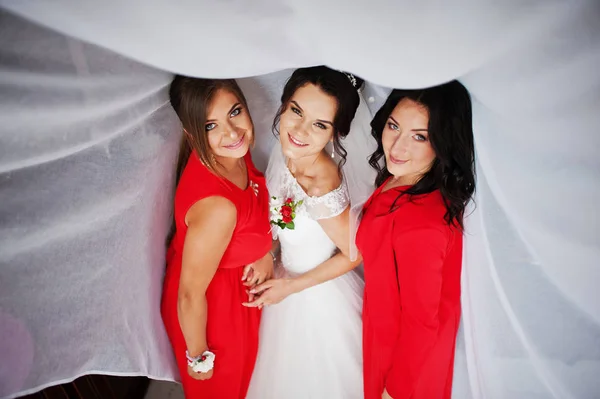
{"left": 331, "top": 143, "right": 335, "bottom": 159}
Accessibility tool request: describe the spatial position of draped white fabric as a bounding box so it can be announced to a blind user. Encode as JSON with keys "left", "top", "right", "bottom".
{"left": 0, "top": 2, "right": 598, "bottom": 398}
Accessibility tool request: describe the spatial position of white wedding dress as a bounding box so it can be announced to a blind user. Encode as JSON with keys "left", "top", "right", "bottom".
{"left": 246, "top": 146, "right": 364, "bottom": 399}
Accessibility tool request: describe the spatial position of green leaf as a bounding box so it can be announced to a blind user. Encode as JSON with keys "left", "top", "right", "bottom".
{"left": 278, "top": 222, "right": 286, "bottom": 229}
{"left": 271, "top": 196, "right": 277, "bottom": 200}
{"left": 286, "top": 221, "right": 295, "bottom": 230}
{"left": 297, "top": 200, "right": 304, "bottom": 206}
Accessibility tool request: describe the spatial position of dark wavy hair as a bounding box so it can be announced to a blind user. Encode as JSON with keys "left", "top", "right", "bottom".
{"left": 272, "top": 66, "right": 363, "bottom": 169}
{"left": 368, "top": 80, "right": 476, "bottom": 229}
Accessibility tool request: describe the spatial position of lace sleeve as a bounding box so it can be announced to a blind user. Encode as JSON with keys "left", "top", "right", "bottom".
{"left": 305, "top": 179, "right": 350, "bottom": 220}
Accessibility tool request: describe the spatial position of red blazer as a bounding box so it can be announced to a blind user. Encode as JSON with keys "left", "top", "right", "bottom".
{"left": 357, "top": 183, "right": 462, "bottom": 399}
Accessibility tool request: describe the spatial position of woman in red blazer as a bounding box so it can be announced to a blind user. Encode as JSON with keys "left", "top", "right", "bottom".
{"left": 357, "top": 81, "right": 475, "bottom": 399}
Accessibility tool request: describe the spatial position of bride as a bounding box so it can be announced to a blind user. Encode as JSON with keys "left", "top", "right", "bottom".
{"left": 243, "top": 66, "right": 376, "bottom": 398}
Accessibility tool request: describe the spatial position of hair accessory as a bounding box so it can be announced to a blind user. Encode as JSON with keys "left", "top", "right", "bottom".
{"left": 339, "top": 71, "right": 362, "bottom": 92}
{"left": 344, "top": 73, "right": 358, "bottom": 88}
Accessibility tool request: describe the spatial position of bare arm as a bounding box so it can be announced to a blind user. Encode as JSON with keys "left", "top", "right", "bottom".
{"left": 290, "top": 206, "right": 361, "bottom": 292}
{"left": 177, "top": 196, "right": 236, "bottom": 357}
{"left": 245, "top": 206, "right": 360, "bottom": 307}
{"left": 271, "top": 238, "right": 281, "bottom": 256}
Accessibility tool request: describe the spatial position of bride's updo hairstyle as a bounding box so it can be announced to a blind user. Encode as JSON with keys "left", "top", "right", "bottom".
{"left": 272, "top": 66, "right": 363, "bottom": 168}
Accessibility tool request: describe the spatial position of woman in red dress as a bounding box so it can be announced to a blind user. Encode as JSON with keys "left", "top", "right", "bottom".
{"left": 161, "top": 76, "right": 273, "bottom": 398}
{"left": 357, "top": 81, "right": 475, "bottom": 399}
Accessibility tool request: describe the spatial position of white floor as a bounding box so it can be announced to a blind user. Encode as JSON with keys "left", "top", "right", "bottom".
{"left": 144, "top": 379, "right": 184, "bottom": 399}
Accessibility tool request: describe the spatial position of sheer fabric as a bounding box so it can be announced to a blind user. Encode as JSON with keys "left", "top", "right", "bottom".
{"left": 0, "top": 3, "right": 599, "bottom": 398}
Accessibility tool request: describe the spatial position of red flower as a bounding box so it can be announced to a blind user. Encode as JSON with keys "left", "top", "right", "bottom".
{"left": 281, "top": 205, "right": 292, "bottom": 218}
{"left": 280, "top": 205, "right": 293, "bottom": 224}
{"left": 285, "top": 198, "right": 293, "bottom": 204}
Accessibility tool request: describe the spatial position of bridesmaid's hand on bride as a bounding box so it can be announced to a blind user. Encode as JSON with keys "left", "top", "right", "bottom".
{"left": 242, "top": 252, "right": 274, "bottom": 288}
{"left": 242, "top": 278, "right": 297, "bottom": 309}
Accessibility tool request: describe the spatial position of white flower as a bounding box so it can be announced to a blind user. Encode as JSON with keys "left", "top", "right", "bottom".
{"left": 270, "top": 196, "right": 284, "bottom": 223}
{"left": 270, "top": 196, "right": 284, "bottom": 208}
{"left": 189, "top": 351, "right": 215, "bottom": 374}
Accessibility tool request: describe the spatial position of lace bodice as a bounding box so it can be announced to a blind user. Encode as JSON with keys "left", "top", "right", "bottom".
{"left": 266, "top": 151, "right": 350, "bottom": 274}
{"left": 279, "top": 166, "right": 349, "bottom": 219}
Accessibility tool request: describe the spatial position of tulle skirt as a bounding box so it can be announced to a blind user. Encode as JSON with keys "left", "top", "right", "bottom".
{"left": 246, "top": 268, "right": 364, "bottom": 399}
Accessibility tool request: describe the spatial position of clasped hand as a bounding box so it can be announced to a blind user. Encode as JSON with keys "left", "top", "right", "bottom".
{"left": 242, "top": 277, "right": 297, "bottom": 309}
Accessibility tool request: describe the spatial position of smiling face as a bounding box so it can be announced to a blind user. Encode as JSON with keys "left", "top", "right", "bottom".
{"left": 204, "top": 89, "right": 253, "bottom": 160}
{"left": 382, "top": 98, "right": 436, "bottom": 185}
{"left": 278, "top": 83, "right": 338, "bottom": 160}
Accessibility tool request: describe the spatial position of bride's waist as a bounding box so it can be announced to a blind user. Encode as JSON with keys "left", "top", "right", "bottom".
{"left": 274, "top": 263, "right": 364, "bottom": 291}
{"left": 280, "top": 249, "right": 335, "bottom": 268}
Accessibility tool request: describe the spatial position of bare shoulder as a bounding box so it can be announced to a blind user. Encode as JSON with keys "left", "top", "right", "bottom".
{"left": 185, "top": 196, "right": 237, "bottom": 227}
{"left": 306, "top": 157, "right": 343, "bottom": 197}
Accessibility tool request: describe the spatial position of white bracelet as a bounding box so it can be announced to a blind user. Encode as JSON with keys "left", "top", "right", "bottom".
{"left": 186, "top": 350, "right": 215, "bottom": 373}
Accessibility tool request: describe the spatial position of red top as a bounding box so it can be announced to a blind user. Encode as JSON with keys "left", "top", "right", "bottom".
{"left": 357, "top": 180, "right": 463, "bottom": 399}
{"left": 168, "top": 151, "right": 272, "bottom": 269}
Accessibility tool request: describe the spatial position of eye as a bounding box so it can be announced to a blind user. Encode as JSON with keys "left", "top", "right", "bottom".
{"left": 314, "top": 122, "right": 327, "bottom": 130}
{"left": 413, "top": 133, "right": 427, "bottom": 142}
{"left": 230, "top": 107, "right": 242, "bottom": 117}
{"left": 387, "top": 122, "right": 399, "bottom": 130}
{"left": 291, "top": 106, "right": 302, "bottom": 116}
{"left": 205, "top": 123, "right": 216, "bottom": 131}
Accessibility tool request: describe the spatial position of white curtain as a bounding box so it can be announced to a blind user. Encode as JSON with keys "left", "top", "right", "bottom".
{"left": 0, "top": 2, "right": 598, "bottom": 398}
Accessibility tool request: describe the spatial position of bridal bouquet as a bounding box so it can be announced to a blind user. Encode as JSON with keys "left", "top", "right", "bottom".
{"left": 270, "top": 196, "right": 303, "bottom": 230}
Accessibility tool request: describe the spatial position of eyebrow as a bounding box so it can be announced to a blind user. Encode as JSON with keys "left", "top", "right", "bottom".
{"left": 291, "top": 100, "right": 303, "bottom": 113}
{"left": 389, "top": 116, "right": 428, "bottom": 132}
{"left": 291, "top": 100, "right": 334, "bottom": 127}
{"left": 206, "top": 102, "right": 241, "bottom": 123}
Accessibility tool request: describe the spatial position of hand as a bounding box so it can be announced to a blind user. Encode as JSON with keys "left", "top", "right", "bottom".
{"left": 242, "top": 252, "right": 274, "bottom": 289}
{"left": 242, "top": 278, "right": 296, "bottom": 309}
{"left": 382, "top": 388, "right": 393, "bottom": 399}
{"left": 187, "top": 365, "right": 213, "bottom": 380}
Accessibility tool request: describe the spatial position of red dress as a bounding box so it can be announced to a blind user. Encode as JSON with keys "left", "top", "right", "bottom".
{"left": 356, "top": 181, "right": 463, "bottom": 399}
{"left": 161, "top": 152, "right": 272, "bottom": 399}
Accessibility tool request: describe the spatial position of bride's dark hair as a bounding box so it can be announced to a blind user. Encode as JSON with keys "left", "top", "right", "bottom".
{"left": 368, "top": 80, "right": 476, "bottom": 229}
{"left": 272, "top": 66, "right": 363, "bottom": 168}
